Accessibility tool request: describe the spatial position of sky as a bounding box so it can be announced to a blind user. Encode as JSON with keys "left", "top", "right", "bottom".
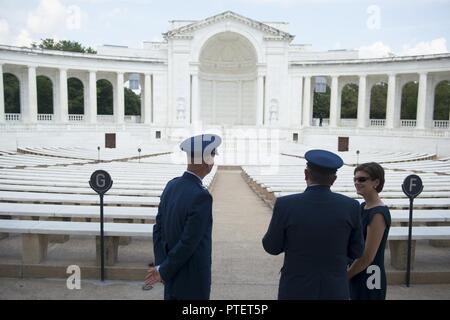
{"left": 0, "top": 0, "right": 449, "bottom": 58}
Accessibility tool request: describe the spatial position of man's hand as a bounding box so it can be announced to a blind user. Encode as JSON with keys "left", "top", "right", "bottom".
{"left": 144, "top": 267, "right": 163, "bottom": 287}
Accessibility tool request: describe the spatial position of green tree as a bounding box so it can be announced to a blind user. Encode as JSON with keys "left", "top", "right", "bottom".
{"left": 68, "top": 78, "right": 84, "bottom": 114}
{"left": 97, "top": 80, "right": 113, "bottom": 115}
{"left": 3, "top": 73, "right": 20, "bottom": 113}
{"left": 37, "top": 76, "right": 53, "bottom": 114}
{"left": 434, "top": 80, "right": 450, "bottom": 120}
{"left": 32, "top": 38, "right": 97, "bottom": 54}
{"left": 401, "top": 82, "right": 418, "bottom": 119}
{"left": 313, "top": 86, "right": 331, "bottom": 118}
{"left": 370, "top": 82, "right": 388, "bottom": 119}
{"left": 341, "top": 83, "right": 358, "bottom": 118}
{"left": 125, "top": 88, "right": 141, "bottom": 115}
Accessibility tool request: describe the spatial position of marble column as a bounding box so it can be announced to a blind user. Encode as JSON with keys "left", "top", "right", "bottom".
{"left": 25, "top": 66, "right": 38, "bottom": 124}
{"left": 191, "top": 73, "right": 199, "bottom": 125}
{"left": 238, "top": 80, "right": 242, "bottom": 124}
{"left": 115, "top": 72, "right": 124, "bottom": 124}
{"left": 0, "top": 64, "right": 4, "bottom": 123}
{"left": 386, "top": 73, "right": 401, "bottom": 129}
{"left": 143, "top": 73, "right": 152, "bottom": 124}
{"left": 57, "top": 68, "right": 68, "bottom": 123}
{"left": 87, "top": 71, "right": 97, "bottom": 124}
{"left": 302, "top": 76, "right": 312, "bottom": 127}
{"left": 256, "top": 75, "right": 264, "bottom": 126}
{"left": 297, "top": 77, "right": 303, "bottom": 125}
{"left": 329, "top": 75, "right": 340, "bottom": 128}
{"left": 357, "top": 74, "right": 370, "bottom": 128}
{"left": 417, "top": 72, "right": 431, "bottom": 129}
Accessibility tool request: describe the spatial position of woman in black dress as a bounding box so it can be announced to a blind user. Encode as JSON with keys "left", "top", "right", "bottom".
{"left": 347, "top": 162, "right": 391, "bottom": 300}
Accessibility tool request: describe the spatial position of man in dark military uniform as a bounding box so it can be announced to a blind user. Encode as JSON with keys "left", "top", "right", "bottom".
{"left": 144, "top": 134, "right": 221, "bottom": 300}
{"left": 262, "top": 149, "right": 364, "bottom": 300}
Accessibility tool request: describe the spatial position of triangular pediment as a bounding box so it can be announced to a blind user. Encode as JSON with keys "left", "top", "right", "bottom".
{"left": 164, "top": 11, "right": 294, "bottom": 41}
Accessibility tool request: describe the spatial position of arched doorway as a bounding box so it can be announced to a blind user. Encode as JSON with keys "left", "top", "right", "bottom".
{"left": 3, "top": 73, "right": 20, "bottom": 114}
{"left": 37, "top": 75, "right": 53, "bottom": 115}
{"left": 199, "top": 32, "right": 257, "bottom": 125}
{"left": 68, "top": 77, "right": 84, "bottom": 115}
{"left": 433, "top": 80, "right": 450, "bottom": 128}
{"left": 370, "top": 82, "right": 387, "bottom": 119}
{"left": 341, "top": 83, "right": 358, "bottom": 119}
{"left": 125, "top": 73, "right": 141, "bottom": 117}
{"left": 97, "top": 79, "right": 113, "bottom": 115}
{"left": 313, "top": 76, "right": 330, "bottom": 126}
{"left": 401, "top": 81, "right": 419, "bottom": 125}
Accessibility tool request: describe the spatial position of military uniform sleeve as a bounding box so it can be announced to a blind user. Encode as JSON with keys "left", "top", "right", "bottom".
{"left": 158, "top": 191, "right": 212, "bottom": 282}
{"left": 153, "top": 187, "right": 167, "bottom": 266}
{"left": 262, "top": 197, "right": 287, "bottom": 255}
{"left": 347, "top": 200, "right": 364, "bottom": 260}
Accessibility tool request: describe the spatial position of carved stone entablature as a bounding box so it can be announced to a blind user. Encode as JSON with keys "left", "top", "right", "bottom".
{"left": 164, "top": 35, "right": 194, "bottom": 41}
{"left": 176, "top": 98, "right": 186, "bottom": 121}
{"left": 164, "top": 11, "right": 294, "bottom": 42}
{"left": 263, "top": 36, "right": 290, "bottom": 42}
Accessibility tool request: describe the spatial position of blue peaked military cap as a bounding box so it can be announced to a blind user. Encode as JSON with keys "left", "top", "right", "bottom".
{"left": 180, "top": 134, "right": 222, "bottom": 163}
{"left": 305, "top": 149, "right": 343, "bottom": 173}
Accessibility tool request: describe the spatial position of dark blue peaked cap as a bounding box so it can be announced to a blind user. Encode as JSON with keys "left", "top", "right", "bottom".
{"left": 305, "top": 149, "right": 343, "bottom": 173}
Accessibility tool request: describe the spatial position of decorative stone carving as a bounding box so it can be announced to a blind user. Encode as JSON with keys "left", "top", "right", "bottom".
{"left": 176, "top": 98, "right": 186, "bottom": 121}
{"left": 269, "top": 99, "right": 279, "bottom": 123}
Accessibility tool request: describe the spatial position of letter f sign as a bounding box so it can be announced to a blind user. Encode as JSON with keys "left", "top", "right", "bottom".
{"left": 409, "top": 178, "right": 417, "bottom": 193}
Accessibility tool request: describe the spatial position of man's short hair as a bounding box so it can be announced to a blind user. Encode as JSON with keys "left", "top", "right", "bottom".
{"left": 306, "top": 164, "right": 336, "bottom": 186}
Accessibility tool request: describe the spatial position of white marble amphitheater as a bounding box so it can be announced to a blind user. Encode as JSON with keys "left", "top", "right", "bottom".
{"left": 0, "top": 11, "right": 449, "bottom": 155}
{"left": 0, "top": 12, "right": 449, "bottom": 297}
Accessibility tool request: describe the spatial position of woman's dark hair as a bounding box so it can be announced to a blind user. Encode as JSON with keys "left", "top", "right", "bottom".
{"left": 354, "top": 162, "right": 385, "bottom": 193}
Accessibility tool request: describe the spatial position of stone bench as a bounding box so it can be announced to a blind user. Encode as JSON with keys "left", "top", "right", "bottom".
{"left": 0, "top": 171, "right": 214, "bottom": 188}
{"left": 388, "top": 226, "right": 450, "bottom": 270}
{"left": 275, "top": 190, "right": 450, "bottom": 199}
{"left": 0, "top": 219, "right": 154, "bottom": 266}
{"left": 267, "top": 185, "right": 450, "bottom": 193}
{"left": 0, "top": 173, "right": 172, "bottom": 186}
{"left": 0, "top": 183, "right": 163, "bottom": 197}
{"left": 0, "top": 203, "right": 158, "bottom": 244}
{"left": 0, "top": 203, "right": 158, "bottom": 221}
{"left": 0, "top": 178, "right": 166, "bottom": 190}
{"left": 0, "top": 191, "right": 160, "bottom": 207}
{"left": 390, "top": 210, "right": 450, "bottom": 224}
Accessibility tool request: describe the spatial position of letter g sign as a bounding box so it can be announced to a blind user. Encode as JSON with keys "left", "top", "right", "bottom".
{"left": 96, "top": 173, "right": 106, "bottom": 188}
{"left": 89, "top": 170, "right": 113, "bottom": 195}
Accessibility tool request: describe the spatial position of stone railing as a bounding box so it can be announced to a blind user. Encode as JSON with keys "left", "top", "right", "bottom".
{"left": 340, "top": 118, "right": 357, "bottom": 127}
{"left": 37, "top": 114, "right": 53, "bottom": 121}
{"left": 370, "top": 119, "right": 386, "bottom": 127}
{"left": 312, "top": 118, "right": 329, "bottom": 126}
{"left": 5, "top": 113, "right": 21, "bottom": 121}
{"left": 125, "top": 115, "right": 142, "bottom": 123}
{"left": 401, "top": 120, "right": 416, "bottom": 127}
{"left": 68, "top": 114, "right": 84, "bottom": 122}
{"left": 433, "top": 120, "right": 449, "bottom": 129}
{"left": 97, "top": 115, "right": 114, "bottom": 123}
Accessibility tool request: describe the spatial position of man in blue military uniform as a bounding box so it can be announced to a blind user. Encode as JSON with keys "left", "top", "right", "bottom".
{"left": 262, "top": 149, "right": 364, "bottom": 299}
{"left": 144, "top": 134, "right": 221, "bottom": 300}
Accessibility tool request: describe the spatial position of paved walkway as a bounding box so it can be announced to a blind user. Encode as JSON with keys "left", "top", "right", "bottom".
{"left": 210, "top": 169, "right": 283, "bottom": 299}
{"left": 0, "top": 169, "right": 449, "bottom": 299}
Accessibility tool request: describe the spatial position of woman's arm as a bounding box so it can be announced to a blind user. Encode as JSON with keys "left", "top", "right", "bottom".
{"left": 347, "top": 213, "right": 386, "bottom": 280}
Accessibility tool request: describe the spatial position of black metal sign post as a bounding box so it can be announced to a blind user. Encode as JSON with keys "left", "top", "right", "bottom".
{"left": 89, "top": 170, "right": 113, "bottom": 282}
{"left": 401, "top": 174, "right": 423, "bottom": 287}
